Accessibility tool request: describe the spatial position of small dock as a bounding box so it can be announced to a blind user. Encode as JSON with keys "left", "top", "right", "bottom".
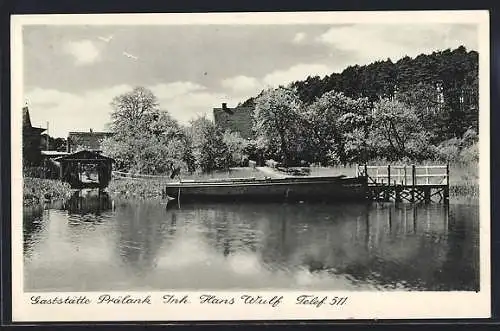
{"left": 356, "top": 164, "right": 450, "bottom": 204}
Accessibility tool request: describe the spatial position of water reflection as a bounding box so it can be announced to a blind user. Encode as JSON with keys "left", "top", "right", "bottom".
{"left": 23, "top": 196, "right": 479, "bottom": 291}
{"left": 23, "top": 205, "right": 44, "bottom": 260}
{"left": 64, "top": 190, "right": 113, "bottom": 219}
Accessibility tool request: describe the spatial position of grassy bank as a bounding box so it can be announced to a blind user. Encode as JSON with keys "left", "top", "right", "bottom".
{"left": 23, "top": 178, "right": 73, "bottom": 207}
{"left": 448, "top": 163, "right": 479, "bottom": 200}
{"left": 108, "top": 178, "right": 166, "bottom": 200}
{"left": 31, "top": 162, "right": 476, "bottom": 203}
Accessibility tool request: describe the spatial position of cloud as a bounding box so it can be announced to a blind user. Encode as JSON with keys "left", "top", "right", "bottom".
{"left": 25, "top": 82, "right": 238, "bottom": 137}
{"left": 263, "top": 63, "right": 333, "bottom": 86}
{"left": 159, "top": 91, "right": 239, "bottom": 123}
{"left": 292, "top": 32, "right": 307, "bottom": 44}
{"left": 220, "top": 75, "right": 262, "bottom": 94}
{"left": 316, "top": 24, "right": 478, "bottom": 65}
{"left": 150, "top": 82, "right": 206, "bottom": 100}
{"left": 63, "top": 40, "right": 101, "bottom": 65}
{"left": 218, "top": 63, "right": 336, "bottom": 100}
{"left": 26, "top": 84, "right": 132, "bottom": 137}
{"left": 149, "top": 81, "right": 239, "bottom": 123}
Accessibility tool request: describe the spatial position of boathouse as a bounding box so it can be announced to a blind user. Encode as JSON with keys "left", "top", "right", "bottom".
{"left": 55, "top": 150, "right": 114, "bottom": 189}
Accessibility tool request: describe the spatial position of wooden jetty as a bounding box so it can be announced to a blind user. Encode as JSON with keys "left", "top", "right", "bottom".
{"left": 355, "top": 164, "right": 450, "bottom": 204}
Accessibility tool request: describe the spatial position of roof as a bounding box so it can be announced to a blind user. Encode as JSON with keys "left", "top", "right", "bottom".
{"left": 67, "top": 131, "right": 114, "bottom": 152}
{"left": 41, "top": 151, "right": 70, "bottom": 157}
{"left": 23, "top": 106, "right": 46, "bottom": 132}
{"left": 68, "top": 131, "right": 114, "bottom": 137}
{"left": 213, "top": 105, "right": 254, "bottom": 114}
{"left": 23, "top": 106, "right": 32, "bottom": 127}
{"left": 213, "top": 104, "right": 254, "bottom": 139}
{"left": 55, "top": 150, "right": 115, "bottom": 162}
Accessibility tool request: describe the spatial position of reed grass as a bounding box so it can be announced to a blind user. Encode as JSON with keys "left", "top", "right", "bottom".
{"left": 108, "top": 178, "right": 166, "bottom": 200}
{"left": 23, "top": 178, "right": 73, "bottom": 207}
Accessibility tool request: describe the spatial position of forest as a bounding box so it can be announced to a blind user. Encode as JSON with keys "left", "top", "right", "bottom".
{"left": 102, "top": 45, "right": 479, "bottom": 175}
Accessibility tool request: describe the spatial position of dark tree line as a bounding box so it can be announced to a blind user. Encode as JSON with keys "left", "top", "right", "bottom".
{"left": 243, "top": 46, "right": 478, "bottom": 142}
{"left": 243, "top": 46, "right": 479, "bottom": 167}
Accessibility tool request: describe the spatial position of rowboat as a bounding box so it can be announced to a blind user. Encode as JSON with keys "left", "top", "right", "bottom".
{"left": 164, "top": 175, "right": 368, "bottom": 203}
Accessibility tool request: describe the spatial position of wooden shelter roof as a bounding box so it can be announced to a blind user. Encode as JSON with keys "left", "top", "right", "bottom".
{"left": 55, "top": 150, "right": 115, "bottom": 162}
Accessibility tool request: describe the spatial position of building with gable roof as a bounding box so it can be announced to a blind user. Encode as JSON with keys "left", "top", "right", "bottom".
{"left": 22, "top": 106, "right": 46, "bottom": 165}
{"left": 213, "top": 103, "right": 254, "bottom": 139}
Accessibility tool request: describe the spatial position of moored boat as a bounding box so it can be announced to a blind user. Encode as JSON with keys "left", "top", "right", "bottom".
{"left": 164, "top": 175, "right": 368, "bottom": 203}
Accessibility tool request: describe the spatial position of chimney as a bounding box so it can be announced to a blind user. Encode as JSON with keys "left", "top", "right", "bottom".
{"left": 222, "top": 103, "right": 227, "bottom": 110}
{"left": 66, "top": 138, "right": 71, "bottom": 153}
{"left": 90, "top": 128, "right": 93, "bottom": 133}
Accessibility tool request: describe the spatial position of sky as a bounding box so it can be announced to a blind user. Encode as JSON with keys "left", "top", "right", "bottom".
{"left": 22, "top": 23, "right": 478, "bottom": 138}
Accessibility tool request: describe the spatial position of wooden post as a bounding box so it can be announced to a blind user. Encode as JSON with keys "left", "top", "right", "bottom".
{"left": 444, "top": 163, "right": 450, "bottom": 205}
{"left": 384, "top": 165, "right": 391, "bottom": 201}
{"left": 355, "top": 163, "right": 358, "bottom": 177}
{"left": 411, "top": 164, "right": 416, "bottom": 203}
{"left": 424, "top": 187, "right": 431, "bottom": 204}
{"left": 425, "top": 166, "right": 429, "bottom": 185}
{"left": 388, "top": 209, "right": 392, "bottom": 230}
{"left": 444, "top": 204, "right": 449, "bottom": 231}
{"left": 387, "top": 165, "right": 391, "bottom": 186}
{"left": 404, "top": 165, "right": 407, "bottom": 185}
{"left": 413, "top": 206, "right": 417, "bottom": 233}
{"left": 446, "top": 163, "right": 450, "bottom": 186}
{"left": 395, "top": 184, "right": 402, "bottom": 203}
{"left": 177, "top": 187, "right": 181, "bottom": 208}
{"left": 364, "top": 164, "right": 368, "bottom": 179}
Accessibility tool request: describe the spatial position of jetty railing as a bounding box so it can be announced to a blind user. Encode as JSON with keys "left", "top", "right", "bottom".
{"left": 355, "top": 164, "right": 450, "bottom": 204}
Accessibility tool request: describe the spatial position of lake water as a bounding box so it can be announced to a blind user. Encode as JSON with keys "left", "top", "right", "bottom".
{"left": 23, "top": 191, "right": 479, "bottom": 292}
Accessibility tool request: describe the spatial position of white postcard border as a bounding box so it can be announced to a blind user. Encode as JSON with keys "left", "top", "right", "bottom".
{"left": 11, "top": 10, "right": 491, "bottom": 322}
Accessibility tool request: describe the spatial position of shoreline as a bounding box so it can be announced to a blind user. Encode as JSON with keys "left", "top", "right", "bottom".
{"left": 23, "top": 175, "right": 479, "bottom": 208}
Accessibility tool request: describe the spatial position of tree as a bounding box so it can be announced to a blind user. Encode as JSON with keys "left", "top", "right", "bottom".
{"left": 253, "top": 87, "right": 303, "bottom": 166}
{"left": 370, "top": 98, "right": 431, "bottom": 160}
{"left": 188, "top": 116, "right": 230, "bottom": 172}
{"left": 302, "top": 91, "right": 346, "bottom": 165}
{"left": 103, "top": 87, "right": 193, "bottom": 175}
{"left": 109, "top": 87, "right": 159, "bottom": 132}
{"left": 302, "top": 90, "right": 370, "bottom": 165}
{"left": 396, "top": 82, "right": 444, "bottom": 144}
{"left": 337, "top": 97, "right": 372, "bottom": 163}
{"left": 223, "top": 130, "right": 250, "bottom": 167}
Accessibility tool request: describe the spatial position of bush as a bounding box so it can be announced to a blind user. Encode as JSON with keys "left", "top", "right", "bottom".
{"left": 459, "top": 143, "right": 478, "bottom": 163}
{"left": 190, "top": 117, "right": 232, "bottom": 173}
{"left": 23, "top": 178, "right": 72, "bottom": 206}
{"left": 223, "top": 131, "right": 250, "bottom": 167}
{"left": 436, "top": 138, "right": 461, "bottom": 162}
{"left": 108, "top": 178, "right": 165, "bottom": 199}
